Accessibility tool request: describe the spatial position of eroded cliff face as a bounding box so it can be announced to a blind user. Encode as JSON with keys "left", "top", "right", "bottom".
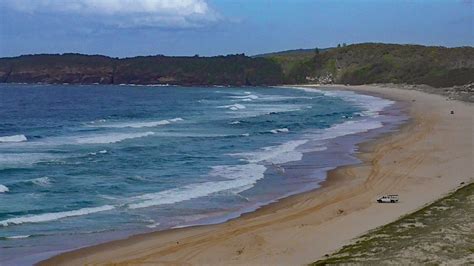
{"left": 0, "top": 54, "right": 284, "bottom": 86}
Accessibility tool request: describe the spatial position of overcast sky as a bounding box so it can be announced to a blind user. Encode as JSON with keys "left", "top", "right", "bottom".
{"left": 0, "top": 0, "right": 472, "bottom": 57}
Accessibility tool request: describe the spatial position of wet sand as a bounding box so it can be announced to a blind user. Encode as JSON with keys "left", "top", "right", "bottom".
{"left": 40, "top": 84, "right": 473, "bottom": 265}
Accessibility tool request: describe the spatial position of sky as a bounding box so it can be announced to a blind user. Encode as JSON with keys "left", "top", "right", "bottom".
{"left": 0, "top": 0, "right": 472, "bottom": 57}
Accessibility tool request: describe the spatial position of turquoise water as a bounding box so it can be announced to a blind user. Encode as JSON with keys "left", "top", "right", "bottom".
{"left": 0, "top": 84, "right": 400, "bottom": 264}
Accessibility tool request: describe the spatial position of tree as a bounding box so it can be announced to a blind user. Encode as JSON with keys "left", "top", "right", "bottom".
{"left": 314, "top": 48, "right": 320, "bottom": 55}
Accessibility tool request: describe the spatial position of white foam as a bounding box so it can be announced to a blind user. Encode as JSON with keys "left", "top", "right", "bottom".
{"left": 229, "top": 184, "right": 254, "bottom": 195}
{"left": 0, "top": 184, "right": 9, "bottom": 193}
{"left": 90, "top": 118, "right": 183, "bottom": 128}
{"left": 151, "top": 132, "right": 229, "bottom": 138}
{"left": 259, "top": 95, "right": 314, "bottom": 102}
{"left": 145, "top": 220, "right": 161, "bottom": 228}
{"left": 89, "top": 119, "right": 107, "bottom": 124}
{"left": 0, "top": 205, "right": 115, "bottom": 227}
{"left": 0, "top": 131, "right": 153, "bottom": 147}
{"left": 99, "top": 195, "right": 119, "bottom": 200}
{"left": 232, "top": 116, "right": 382, "bottom": 168}
{"left": 0, "top": 135, "right": 27, "bottom": 143}
{"left": 311, "top": 119, "right": 383, "bottom": 141}
{"left": 230, "top": 94, "right": 259, "bottom": 100}
{"left": 210, "top": 164, "right": 266, "bottom": 180}
{"left": 219, "top": 104, "right": 246, "bottom": 111}
{"left": 322, "top": 90, "right": 393, "bottom": 116}
{"left": 289, "top": 87, "right": 394, "bottom": 117}
{"left": 128, "top": 164, "right": 266, "bottom": 209}
{"left": 226, "top": 104, "right": 303, "bottom": 119}
{"left": 0, "top": 153, "right": 58, "bottom": 170}
{"left": 230, "top": 121, "right": 241, "bottom": 125}
{"left": 105, "top": 120, "right": 170, "bottom": 128}
{"left": 76, "top": 132, "right": 154, "bottom": 144}
{"left": 270, "top": 128, "right": 289, "bottom": 134}
{"left": 30, "top": 177, "right": 52, "bottom": 187}
{"left": 6, "top": 235, "right": 30, "bottom": 239}
{"left": 232, "top": 140, "right": 310, "bottom": 165}
{"left": 89, "top": 149, "right": 108, "bottom": 156}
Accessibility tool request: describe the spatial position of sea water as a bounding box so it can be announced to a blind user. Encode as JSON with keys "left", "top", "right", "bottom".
{"left": 0, "top": 84, "right": 406, "bottom": 264}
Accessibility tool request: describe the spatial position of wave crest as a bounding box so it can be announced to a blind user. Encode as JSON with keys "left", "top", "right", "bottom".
{"left": 89, "top": 118, "right": 183, "bottom": 129}
{"left": 76, "top": 132, "right": 155, "bottom": 144}
{"left": 219, "top": 104, "right": 246, "bottom": 111}
{"left": 0, "top": 205, "right": 115, "bottom": 227}
{"left": 270, "top": 128, "right": 289, "bottom": 134}
{"left": 231, "top": 140, "right": 311, "bottom": 165}
{"left": 0, "top": 134, "right": 27, "bottom": 143}
{"left": 128, "top": 164, "right": 266, "bottom": 209}
{"left": 30, "top": 177, "right": 52, "bottom": 187}
{"left": 0, "top": 184, "right": 9, "bottom": 193}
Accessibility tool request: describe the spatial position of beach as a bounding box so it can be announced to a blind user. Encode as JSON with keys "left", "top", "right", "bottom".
{"left": 40, "top": 84, "right": 473, "bottom": 265}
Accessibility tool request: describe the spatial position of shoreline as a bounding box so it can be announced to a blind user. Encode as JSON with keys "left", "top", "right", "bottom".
{"left": 40, "top": 84, "right": 473, "bottom": 265}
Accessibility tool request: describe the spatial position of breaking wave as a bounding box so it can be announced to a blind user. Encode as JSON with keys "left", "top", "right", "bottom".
{"left": 128, "top": 164, "right": 266, "bottom": 209}
{"left": 28, "top": 177, "right": 52, "bottom": 187}
{"left": 270, "top": 128, "right": 289, "bottom": 134}
{"left": 75, "top": 132, "right": 155, "bottom": 144}
{"left": 0, "top": 134, "right": 27, "bottom": 143}
{"left": 0, "top": 184, "right": 9, "bottom": 193}
{"left": 219, "top": 104, "right": 246, "bottom": 111}
{"left": 89, "top": 118, "right": 183, "bottom": 128}
{"left": 0, "top": 205, "right": 115, "bottom": 227}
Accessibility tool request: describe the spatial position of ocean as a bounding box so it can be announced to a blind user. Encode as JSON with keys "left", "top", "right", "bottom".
{"left": 0, "top": 84, "right": 406, "bottom": 265}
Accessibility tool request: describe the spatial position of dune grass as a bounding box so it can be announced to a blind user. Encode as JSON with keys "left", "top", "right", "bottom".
{"left": 312, "top": 182, "right": 474, "bottom": 265}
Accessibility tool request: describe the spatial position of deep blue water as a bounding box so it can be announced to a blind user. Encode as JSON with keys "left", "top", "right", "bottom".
{"left": 0, "top": 84, "right": 400, "bottom": 264}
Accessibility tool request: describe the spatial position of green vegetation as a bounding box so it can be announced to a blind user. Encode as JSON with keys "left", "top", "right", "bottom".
{"left": 1, "top": 43, "right": 473, "bottom": 87}
{"left": 262, "top": 43, "right": 474, "bottom": 87}
{"left": 254, "top": 48, "right": 332, "bottom": 76}
{"left": 0, "top": 54, "right": 283, "bottom": 86}
{"left": 312, "top": 182, "right": 474, "bottom": 265}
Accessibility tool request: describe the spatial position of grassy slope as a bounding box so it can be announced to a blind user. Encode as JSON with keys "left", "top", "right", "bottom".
{"left": 312, "top": 183, "right": 474, "bottom": 265}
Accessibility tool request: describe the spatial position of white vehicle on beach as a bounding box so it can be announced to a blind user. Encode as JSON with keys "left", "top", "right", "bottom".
{"left": 377, "top": 195, "right": 399, "bottom": 203}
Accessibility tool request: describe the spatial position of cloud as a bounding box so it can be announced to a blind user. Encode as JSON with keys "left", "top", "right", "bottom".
{"left": 3, "top": 0, "right": 219, "bottom": 28}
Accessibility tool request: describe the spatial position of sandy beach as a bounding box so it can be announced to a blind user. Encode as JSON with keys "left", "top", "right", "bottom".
{"left": 40, "top": 85, "right": 473, "bottom": 266}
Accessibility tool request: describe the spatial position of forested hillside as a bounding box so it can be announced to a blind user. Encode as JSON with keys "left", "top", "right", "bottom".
{"left": 263, "top": 43, "right": 474, "bottom": 87}
{"left": 1, "top": 43, "right": 473, "bottom": 87}
{"left": 0, "top": 54, "right": 283, "bottom": 86}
